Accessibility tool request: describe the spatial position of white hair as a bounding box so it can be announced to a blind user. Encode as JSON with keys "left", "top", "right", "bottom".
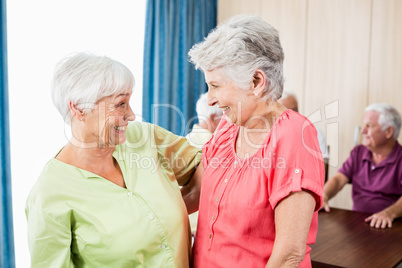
{"left": 188, "top": 14, "right": 284, "bottom": 101}
{"left": 365, "top": 103, "right": 401, "bottom": 140}
{"left": 196, "top": 92, "right": 222, "bottom": 121}
{"left": 51, "top": 52, "right": 134, "bottom": 124}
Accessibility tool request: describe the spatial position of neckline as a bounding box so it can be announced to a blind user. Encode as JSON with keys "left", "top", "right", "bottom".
{"left": 52, "top": 146, "right": 128, "bottom": 190}
{"left": 231, "top": 109, "right": 290, "bottom": 162}
{"left": 365, "top": 141, "right": 400, "bottom": 167}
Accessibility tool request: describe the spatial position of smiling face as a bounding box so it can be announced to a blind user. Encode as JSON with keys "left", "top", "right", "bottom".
{"left": 83, "top": 92, "right": 135, "bottom": 147}
{"left": 361, "top": 110, "right": 392, "bottom": 151}
{"left": 205, "top": 68, "right": 260, "bottom": 127}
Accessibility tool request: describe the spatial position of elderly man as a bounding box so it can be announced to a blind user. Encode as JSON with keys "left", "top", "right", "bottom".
{"left": 322, "top": 103, "right": 402, "bottom": 228}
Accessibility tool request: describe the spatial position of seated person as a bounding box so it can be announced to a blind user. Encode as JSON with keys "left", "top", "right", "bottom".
{"left": 321, "top": 103, "right": 402, "bottom": 229}
{"left": 186, "top": 92, "right": 222, "bottom": 148}
{"left": 279, "top": 91, "right": 329, "bottom": 159}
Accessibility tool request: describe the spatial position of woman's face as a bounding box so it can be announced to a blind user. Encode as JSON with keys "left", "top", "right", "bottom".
{"left": 83, "top": 92, "right": 135, "bottom": 147}
{"left": 204, "top": 68, "right": 258, "bottom": 127}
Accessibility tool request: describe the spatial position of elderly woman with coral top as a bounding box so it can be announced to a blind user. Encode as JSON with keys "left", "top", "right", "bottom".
{"left": 187, "top": 15, "right": 324, "bottom": 267}
{"left": 25, "top": 52, "right": 202, "bottom": 267}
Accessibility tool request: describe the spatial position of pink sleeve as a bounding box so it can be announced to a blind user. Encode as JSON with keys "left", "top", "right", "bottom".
{"left": 267, "top": 115, "right": 324, "bottom": 211}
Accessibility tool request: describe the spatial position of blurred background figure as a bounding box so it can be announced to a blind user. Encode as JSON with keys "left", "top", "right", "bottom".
{"left": 321, "top": 103, "right": 402, "bottom": 229}
{"left": 186, "top": 92, "right": 223, "bottom": 149}
{"left": 278, "top": 91, "right": 299, "bottom": 112}
{"left": 186, "top": 92, "right": 223, "bottom": 237}
{"left": 279, "top": 91, "right": 329, "bottom": 160}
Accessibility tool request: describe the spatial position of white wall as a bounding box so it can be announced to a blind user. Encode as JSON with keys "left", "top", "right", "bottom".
{"left": 6, "top": 0, "right": 146, "bottom": 266}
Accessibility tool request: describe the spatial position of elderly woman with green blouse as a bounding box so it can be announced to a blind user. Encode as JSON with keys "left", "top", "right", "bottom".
{"left": 25, "top": 52, "right": 202, "bottom": 267}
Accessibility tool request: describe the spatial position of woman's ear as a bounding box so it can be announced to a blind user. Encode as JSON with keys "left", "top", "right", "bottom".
{"left": 252, "top": 69, "right": 267, "bottom": 96}
{"left": 68, "top": 101, "right": 84, "bottom": 121}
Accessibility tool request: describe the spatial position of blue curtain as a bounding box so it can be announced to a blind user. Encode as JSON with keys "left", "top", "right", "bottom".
{"left": 0, "top": 0, "right": 15, "bottom": 267}
{"left": 143, "top": 0, "right": 217, "bottom": 135}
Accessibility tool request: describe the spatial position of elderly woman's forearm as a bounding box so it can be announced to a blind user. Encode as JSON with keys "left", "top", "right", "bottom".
{"left": 181, "top": 163, "right": 204, "bottom": 214}
{"left": 181, "top": 187, "right": 199, "bottom": 214}
{"left": 267, "top": 191, "right": 316, "bottom": 267}
{"left": 266, "top": 250, "right": 305, "bottom": 268}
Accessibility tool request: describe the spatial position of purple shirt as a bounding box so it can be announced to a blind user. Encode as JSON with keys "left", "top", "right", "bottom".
{"left": 339, "top": 143, "right": 402, "bottom": 214}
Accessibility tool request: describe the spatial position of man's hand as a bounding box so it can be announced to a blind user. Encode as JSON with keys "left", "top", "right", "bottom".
{"left": 320, "top": 173, "right": 349, "bottom": 213}
{"left": 364, "top": 210, "right": 394, "bottom": 228}
{"left": 320, "top": 195, "right": 331, "bottom": 212}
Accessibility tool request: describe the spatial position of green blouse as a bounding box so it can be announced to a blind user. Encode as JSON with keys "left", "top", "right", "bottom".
{"left": 26, "top": 122, "right": 201, "bottom": 267}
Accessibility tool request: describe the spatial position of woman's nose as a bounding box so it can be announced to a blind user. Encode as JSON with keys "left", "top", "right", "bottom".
{"left": 208, "top": 91, "right": 218, "bottom": 107}
{"left": 125, "top": 105, "right": 136, "bottom": 121}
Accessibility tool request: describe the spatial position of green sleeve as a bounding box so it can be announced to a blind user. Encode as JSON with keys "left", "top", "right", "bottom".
{"left": 153, "top": 124, "right": 202, "bottom": 186}
{"left": 26, "top": 203, "right": 74, "bottom": 268}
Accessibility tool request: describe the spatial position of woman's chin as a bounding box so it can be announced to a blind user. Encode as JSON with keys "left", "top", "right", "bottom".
{"left": 116, "top": 137, "right": 126, "bottom": 145}
{"left": 110, "top": 136, "right": 126, "bottom": 146}
{"left": 224, "top": 114, "right": 235, "bottom": 125}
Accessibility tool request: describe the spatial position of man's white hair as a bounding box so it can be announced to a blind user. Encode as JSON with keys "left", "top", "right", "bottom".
{"left": 366, "top": 103, "right": 401, "bottom": 140}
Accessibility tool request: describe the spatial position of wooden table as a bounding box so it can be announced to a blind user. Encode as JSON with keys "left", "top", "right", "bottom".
{"left": 311, "top": 208, "right": 402, "bottom": 268}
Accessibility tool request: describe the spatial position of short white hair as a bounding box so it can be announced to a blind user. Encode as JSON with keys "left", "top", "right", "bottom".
{"left": 365, "top": 103, "right": 401, "bottom": 140}
{"left": 196, "top": 93, "right": 222, "bottom": 121}
{"left": 51, "top": 52, "right": 134, "bottom": 124}
{"left": 188, "top": 14, "right": 284, "bottom": 101}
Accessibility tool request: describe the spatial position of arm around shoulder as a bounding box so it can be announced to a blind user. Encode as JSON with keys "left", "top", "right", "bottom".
{"left": 152, "top": 124, "right": 202, "bottom": 185}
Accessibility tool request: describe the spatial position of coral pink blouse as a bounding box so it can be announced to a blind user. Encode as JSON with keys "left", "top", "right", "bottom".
{"left": 193, "top": 110, "right": 324, "bottom": 268}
